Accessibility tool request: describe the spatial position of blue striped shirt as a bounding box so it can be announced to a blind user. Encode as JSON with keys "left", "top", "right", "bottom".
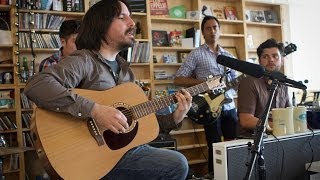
{"left": 175, "top": 44, "right": 238, "bottom": 110}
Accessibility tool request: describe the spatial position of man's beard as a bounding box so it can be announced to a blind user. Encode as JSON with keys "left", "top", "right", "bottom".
{"left": 119, "top": 38, "right": 135, "bottom": 51}
{"left": 119, "top": 28, "right": 136, "bottom": 50}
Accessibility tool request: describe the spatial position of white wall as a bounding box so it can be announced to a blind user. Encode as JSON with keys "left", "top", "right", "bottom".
{"left": 289, "top": 0, "right": 320, "bottom": 91}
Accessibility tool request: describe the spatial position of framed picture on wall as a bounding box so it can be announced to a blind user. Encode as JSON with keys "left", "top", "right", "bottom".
{"left": 177, "top": 51, "right": 190, "bottom": 63}
{"left": 224, "top": 47, "right": 238, "bottom": 59}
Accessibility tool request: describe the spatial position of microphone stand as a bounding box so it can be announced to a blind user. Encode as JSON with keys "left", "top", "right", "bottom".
{"left": 244, "top": 80, "right": 279, "bottom": 180}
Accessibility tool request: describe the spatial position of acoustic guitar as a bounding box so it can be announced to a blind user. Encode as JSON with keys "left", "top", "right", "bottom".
{"left": 31, "top": 77, "right": 225, "bottom": 179}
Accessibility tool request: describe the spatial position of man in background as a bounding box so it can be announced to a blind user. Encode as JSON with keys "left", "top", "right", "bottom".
{"left": 38, "top": 19, "right": 81, "bottom": 72}
{"left": 237, "top": 38, "right": 291, "bottom": 136}
{"left": 174, "top": 15, "right": 239, "bottom": 175}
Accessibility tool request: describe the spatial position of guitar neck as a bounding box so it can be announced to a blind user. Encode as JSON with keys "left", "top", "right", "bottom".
{"left": 132, "top": 81, "right": 210, "bottom": 119}
{"left": 224, "top": 74, "right": 245, "bottom": 91}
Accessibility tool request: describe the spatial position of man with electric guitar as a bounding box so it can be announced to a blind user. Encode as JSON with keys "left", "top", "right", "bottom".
{"left": 174, "top": 16, "right": 239, "bottom": 175}
{"left": 22, "top": 0, "right": 220, "bottom": 179}
{"left": 238, "top": 38, "right": 295, "bottom": 137}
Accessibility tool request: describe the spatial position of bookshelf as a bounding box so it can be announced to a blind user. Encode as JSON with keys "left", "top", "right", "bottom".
{"left": 0, "top": 0, "right": 289, "bottom": 178}
{"left": 0, "top": 0, "right": 87, "bottom": 179}
{"left": 0, "top": 2, "right": 22, "bottom": 180}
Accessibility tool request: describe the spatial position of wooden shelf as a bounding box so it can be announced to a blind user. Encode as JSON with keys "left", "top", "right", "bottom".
{"left": 0, "top": 44, "right": 13, "bottom": 48}
{"left": 153, "top": 80, "right": 174, "bottom": 85}
{"left": 151, "top": 17, "right": 199, "bottom": 24}
{"left": 0, "top": 64, "right": 14, "bottom": 68}
{"left": 246, "top": 22, "right": 282, "bottom": 27}
{"left": 188, "top": 159, "right": 208, "bottom": 165}
{"left": 220, "top": 33, "right": 245, "bottom": 38}
{"left": 153, "top": 63, "right": 182, "bottom": 67}
{"left": 132, "top": 12, "right": 147, "bottom": 16}
{"left": 130, "top": 63, "right": 150, "bottom": 66}
{"left": 19, "top": 29, "right": 59, "bottom": 33}
{"left": 170, "top": 128, "right": 205, "bottom": 135}
{"left": 0, "top": 4, "right": 11, "bottom": 10}
{"left": 177, "top": 143, "right": 207, "bottom": 150}
{"left": 0, "top": 129, "right": 18, "bottom": 133}
{"left": 0, "top": 85, "right": 15, "bottom": 89}
{"left": 153, "top": 47, "right": 194, "bottom": 51}
{"left": 17, "top": 9, "right": 85, "bottom": 17}
{"left": 18, "top": 48, "right": 60, "bottom": 53}
{"left": 0, "top": 108, "right": 16, "bottom": 113}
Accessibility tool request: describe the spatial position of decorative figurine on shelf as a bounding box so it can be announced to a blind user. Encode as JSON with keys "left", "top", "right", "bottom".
{"left": 3, "top": 72, "right": 12, "bottom": 84}
{"left": 153, "top": 55, "right": 157, "bottom": 63}
{"left": 135, "top": 22, "right": 142, "bottom": 39}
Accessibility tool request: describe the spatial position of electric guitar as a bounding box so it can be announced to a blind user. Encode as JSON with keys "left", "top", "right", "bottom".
{"left": 187, "top": 42, "right": 297, "bottom": 125}
{"left": 187, "top": 74, "right": 246, "bottom": 125}
{"left": 31, "top": 78, "right": 225, "bottom": 179}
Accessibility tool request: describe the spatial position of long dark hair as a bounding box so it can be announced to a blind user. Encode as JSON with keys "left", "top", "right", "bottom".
{"left": 76, "top": 0, "right": 131, "bottom": 50}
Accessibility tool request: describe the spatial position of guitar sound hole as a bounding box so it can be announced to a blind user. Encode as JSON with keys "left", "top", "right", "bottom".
{"left": 117, "top": 106, "right": 133, "bottom": 126}
{"left": 103, "top": 106, "right": 138, "bottom": 150}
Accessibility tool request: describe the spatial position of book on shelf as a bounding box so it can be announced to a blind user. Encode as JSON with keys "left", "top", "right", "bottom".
{"left": 0, "top": 117, "right": 9, "bottom": 130}
{"left": 169, "top": 30, "right": 182, "bottom": 47}
{"left": 150, "top": 0, "right": 168, "bottom": 16}
{"left": 0, "top": 11, "right": 12, "bottom": 45}
{"left": 185, "top": 27, "right": 200, "bottom": 48}
{"left": 264, "top": 10, "right": 278, "bottom": 23}
{"left": 0, "top": 11, "right": 10, "bottom": 30}
{"left": 224, "top": 6, "right": 237, "bottom": 20}
{"left": 0, "top": 90, "right": 14, "bottom": 108}
{"left": 245, "top": 10, "right": 251, "bottom": 21}
{"left": 247, "top": 34, "right": 254, "bottom": 49}
{"left": 201, "top": 5, "right": 213, "bottom": 17}
{"left": 127, "top": 0, "right": 146, "bottom": 13}
{"left": 212, "top": 8, "right": 225, "bottom": 19}
{"left": 186, "top": 11, "right": 201, "bottom": 20}
{"left": 2, "top": 116, "right": 17, "bottom": 130}
{"left": 52, "top": 0, "right": 63, "bottom": 11}
{"left": 122, "top": 42, "right": 150, "bottom": 63}
{"left": 10, "top": 153, "right": 19, "bottom": 170}
{"left": 169, "top": 5, "right": 186, "bottom": 19}
{"left": 250, "top": 10, "right": 266, "bottom": 23}
{"left": 40, "top": 0, "right": 53, "bottom": 10}
{"left": 152, "top": 30, "right": 169, "bottom": 47}
{"left": 21, "top": 113, "right": 31, "bottom": 129}
{"left": 23, "top": 132, "right": 34, "bottom": 147}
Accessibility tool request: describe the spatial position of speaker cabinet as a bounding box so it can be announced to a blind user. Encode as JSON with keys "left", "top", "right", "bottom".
{"left": 213, "top": 130, "right": 320, "bottom": 180}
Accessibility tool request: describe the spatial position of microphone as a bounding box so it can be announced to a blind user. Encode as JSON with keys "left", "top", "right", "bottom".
{"left": 217, "top": 55, "right": 307, "bottom": 90}
{"left": 264, "top": 71, "right": 307, "bottom": 90}
{"left": 217, "top": 55, "right": 265, "bottom": 78}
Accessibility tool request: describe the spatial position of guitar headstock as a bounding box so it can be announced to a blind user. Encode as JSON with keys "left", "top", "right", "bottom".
{"left": 206, "top": 76, "right": 226, "bottom": 91}
{"left": 282, "top": 43, "right": 297, "bottom": 57}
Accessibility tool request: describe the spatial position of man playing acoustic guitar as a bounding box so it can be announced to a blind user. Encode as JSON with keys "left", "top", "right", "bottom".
{"left": 24, "top": 0, "right": 194, "bottom": 179}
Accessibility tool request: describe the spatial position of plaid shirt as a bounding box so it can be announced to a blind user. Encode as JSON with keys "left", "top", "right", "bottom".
{"left": 175, "top": 44, "right": 238, "bottom": 110}
{"left": 38, "top": 49, "right": 62, "bottom": 72}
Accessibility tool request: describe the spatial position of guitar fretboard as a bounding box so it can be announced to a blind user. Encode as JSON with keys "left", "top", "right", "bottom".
{"left": 132, "top": 81, "right": 210, "bottom": 119}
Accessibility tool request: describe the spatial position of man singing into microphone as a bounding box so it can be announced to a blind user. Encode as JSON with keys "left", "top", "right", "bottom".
{"left": 237, "top": 38, "right": 291, "bottom": 136}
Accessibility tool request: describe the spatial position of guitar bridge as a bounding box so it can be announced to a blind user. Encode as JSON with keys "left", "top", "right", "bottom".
{"left": 87, "top": 118, "right": 105, "bottom": 146}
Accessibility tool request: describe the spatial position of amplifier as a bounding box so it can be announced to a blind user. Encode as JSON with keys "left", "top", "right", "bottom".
{"left": 213, "top": 130, "right": 320, "bottom": 180}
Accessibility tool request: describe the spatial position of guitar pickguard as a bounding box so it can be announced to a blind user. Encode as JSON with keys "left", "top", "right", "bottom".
{"left": 187, "top": 92, "right": 231, "bottom": 125}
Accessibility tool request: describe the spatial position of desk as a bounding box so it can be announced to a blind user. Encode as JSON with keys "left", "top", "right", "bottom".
{"left": 213, "top": 130, "right": 320, "bottom": 180}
